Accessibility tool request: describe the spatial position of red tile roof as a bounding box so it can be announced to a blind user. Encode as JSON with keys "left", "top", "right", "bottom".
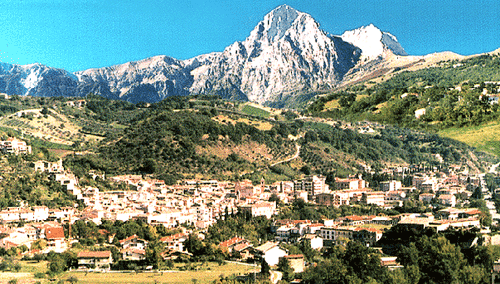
{"left": 77, "top": 251, "right": 112, "bottom": 259}
{"left": 219, "top": 237, "right": 245, "bottom": 248}
{"left": 45, "top": 227, "right": 65, "bottom": 240}
{"left": 160, "top": 233, "right": 186, "bottom": 243}
{"left": 285, "top": 254, "right": 304, "bottom": 259}
{"left": 345, "top": 215, "right": 364, "bottom": 221}
{"left": 233, "top": 242, "right": 251, "bottom": 252}
{"left": 119, "top": 234, "right": 145, "bottom": 244}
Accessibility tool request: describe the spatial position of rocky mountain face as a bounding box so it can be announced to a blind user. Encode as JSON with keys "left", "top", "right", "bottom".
{"left": 189, "top": 5, "right": 362, "bottom": 103}
{"left": 341, "top": 24, "right": 407, "bottom": 60}
{"left": 0, "top": 63, "right": 78, "bottom": 98}
{"left": 75, "top": 55, "right": 193, "bottom": 103}
{"left": 0, "top": 5, "right": 409, "bottom": 105}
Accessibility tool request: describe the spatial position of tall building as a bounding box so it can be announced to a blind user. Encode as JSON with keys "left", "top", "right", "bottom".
{"left": 294, "top": 175, "right": 328, "bottom": 197}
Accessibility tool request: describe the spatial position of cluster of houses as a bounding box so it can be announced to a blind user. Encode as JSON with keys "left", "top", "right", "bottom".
{"left": 0, "top": 144, "right": 496, "bottom": 272}
{"left": 415, "top": 81, "right": 500, "bottom": 118}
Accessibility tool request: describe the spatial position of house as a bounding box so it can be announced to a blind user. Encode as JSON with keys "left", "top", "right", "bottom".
{"left": 315, "top": 193, "right": 334, "bottom": 206}
{"left": 161, "top": 248, "right": 193, "bottom": 261}
{"left": 306, "top": 223, "right": 324, "bottom": 234}
{"left": 0, "top": 138, "right": 32, "bottom": 155}
{"left": 160, "top": 233, "right": 187, "bottom": 252}
{"left": 231, "top": 242, "right": 253, "bottom": 260}
{"left": 77, "top": 251, "right": 113, "bottom": 270}
{"left": 122, "top": 248, "right": 146, "bottom": 261}
{"left": 33, "top": 206, "right": 49, "bottom": 222}
{"left": 0, "top": 208, "right": 21, "bottom": 223}
{"left": 282, "top": 254, "right": 305, "bottom": 273}
{"left": 294, "top": 175, "right": 328, "bottom": 197}
{"left": 300, "top": 234, "right": 323, "bottom": 250}
{"left": 275, "top": 226, "right": 292, "bottom": 242}
{"left": 235, "top": 180, "right": 259, "bottom": 199}
{"left": 419, "top": 193, "right": 435, "bottom": 203}
{"left": 119, "top": 234, "right": 148, "bottom": 249}
{"left": 415, "top": 108, "right": 426, "bottom": 119}
{"left": 353, "top": 228, "right": 383, "bottom": 247}
{"left": 45, "top": 226, "right": 67, "bottom": 253}
{"left": 334, "top": 177, "right": 365, "bottom": 190}
{"left": 253, "top": 241, "right": 288, "bottom": 266}
{"left": 380, "top": 180, "right": 402, "bottom": 192}
{"left": 438, "top": 194, "right": 456, "bottom": 207}
{"left": 361, "top": 192, "right": 385, "bottom": 207}
{"left": 319, "top": 225, "right": 382, "bottom": 247}
{"left": 0, "top": 231, "right": 32, "bottom": 250}
{"left": 219, "top": 236, "right": 253, "bottom": 260}
{"left": 239, "top": 201, "right": 276, "bottom": 219}
{"left": 380, "top": 256, "right": 403, "bottom": 270}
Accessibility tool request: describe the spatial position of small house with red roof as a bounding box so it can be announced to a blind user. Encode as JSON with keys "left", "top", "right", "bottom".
{"left": 122, "top": 247, "right": 146, "bottom": 261}
{"left": 160, "top": 233, "right": 187, "bottom": 252}
{"left": 219, "top": 236, "right": 253, "bottom": 260}
{"left": 119, "top": 234, "right": 148, "bottom": 250}
{"left": 45, "top": 226, "right": 66, "bottom": 252}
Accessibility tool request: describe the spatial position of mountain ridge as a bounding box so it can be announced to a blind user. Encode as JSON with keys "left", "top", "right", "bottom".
{"left": 0, "top": 5, "right": 495, "bottom": 106}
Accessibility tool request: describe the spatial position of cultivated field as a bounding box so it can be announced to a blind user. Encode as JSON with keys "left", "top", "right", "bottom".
{"left": 439, "top": 121, "right": 500, "bottom": 156}
{"left": 0, "top": 261, "right": 256, "bottom": 284}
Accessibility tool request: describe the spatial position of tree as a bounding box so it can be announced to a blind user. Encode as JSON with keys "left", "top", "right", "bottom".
{"left": 40, "top": 107, "right": 50, "bottom": 115}
{"left": 145, "top": 240, "right": 165, "bottom": 269}
{"left": 185, "top": 234, "right": 205, "bottom": 257}
{"left": 414, "top": 235, "right": 467, "bottom": 284}
{"left": 277, "top": 257, "right": 294, "bottom": 282}
{"left": 260, "top": 259, "right": 270, "bottom": 277}
{"left": 344, "top": 241, "right": 388, "bottom": 282}
{"left": 303, "top": 258, "right": 349, "bottom": 284}
{"left": 31, "top": 239, "right": 47, "bottom": 251}
{"left": 48, "top": 255, "right": 67, "bottom": 274}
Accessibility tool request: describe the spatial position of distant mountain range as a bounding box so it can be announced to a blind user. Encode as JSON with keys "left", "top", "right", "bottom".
{"left": 0, "top": 5, "right": 494, "bottom": 106}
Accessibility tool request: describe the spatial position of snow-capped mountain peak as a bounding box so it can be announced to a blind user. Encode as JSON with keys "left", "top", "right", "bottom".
{"left": 341, "top": 24, "right": 407, "bottom": 59}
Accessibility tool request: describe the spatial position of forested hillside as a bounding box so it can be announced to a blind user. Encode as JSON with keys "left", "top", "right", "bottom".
{"left": 308, "top": 54, "right": 500, "bottom": 128}
{"left": 0, "top": 94, "right": 495, "bottom": 188}
{"left": 61, "top": 95, "right": 495, "bottom": 185}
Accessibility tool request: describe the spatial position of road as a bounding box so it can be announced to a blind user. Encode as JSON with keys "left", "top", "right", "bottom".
{"left": 271, "top": 144, "right": 301, "bottom": 167}
{"left": 479, "top": 166, "right": 499, "bottom": 225}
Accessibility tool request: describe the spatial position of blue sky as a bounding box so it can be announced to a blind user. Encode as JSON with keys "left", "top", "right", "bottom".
{"left": 0, "top": 0, "right": 498, "bottom": 72}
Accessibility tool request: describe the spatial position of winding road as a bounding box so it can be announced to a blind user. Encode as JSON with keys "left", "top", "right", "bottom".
{"left": 271, "top": 144, "right": 301, "bottom": 167}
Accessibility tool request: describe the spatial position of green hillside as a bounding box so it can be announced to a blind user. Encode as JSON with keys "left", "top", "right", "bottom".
{"left": 0, "top": 93, "right": 495, "bottom": 189}
{"left": 305, "top": 53, "right": 500, "bottom": 155}
{"left": 308, "top": 54, "right": 500, "bottom": 128}
{"left": 61, "top": 96, "right": 496, "bottom": 185}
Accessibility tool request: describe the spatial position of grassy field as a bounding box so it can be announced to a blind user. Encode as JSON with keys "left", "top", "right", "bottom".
{"left": 439, "top": 121, "right": 500, "bottom": 156}
{"left": 61, "top": 262, "right": 255, "bottom": 284}
{"left": 212, "top": 115, "right": 273, "bottom": 131}
{"left": 2, "top": 261, "right": 256, "bottom": 284}
{"left": 323, "top": 99, "right": 339, "bottom": 110}
{"left": 240, "top": 104, "right": 271, "bottom": 119}
{"left": 0, "top": 260, "right": 48, "bottom": 284}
